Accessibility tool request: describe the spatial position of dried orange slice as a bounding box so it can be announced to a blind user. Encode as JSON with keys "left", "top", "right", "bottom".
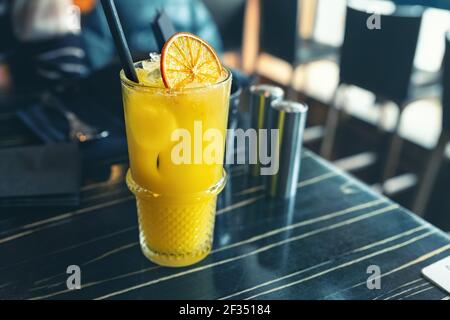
{"left": 161, "top": 32, "right": 223, "bottom": 89}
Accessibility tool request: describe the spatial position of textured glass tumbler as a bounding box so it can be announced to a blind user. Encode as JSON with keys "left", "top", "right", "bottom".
{"left": 126, "top": 171, "right": 227, "bottom": 267}
{"left": 120, "top": 67, "right": 232, "bottom": 267}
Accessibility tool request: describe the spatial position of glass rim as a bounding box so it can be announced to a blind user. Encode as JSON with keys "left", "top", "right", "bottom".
{"left": 120, "top": 66, "right": 232, "bottom": 93}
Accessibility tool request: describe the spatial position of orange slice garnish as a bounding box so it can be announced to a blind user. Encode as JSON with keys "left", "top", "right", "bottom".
{"left": 160, "top": 32, "right": 223, "bottom": 89}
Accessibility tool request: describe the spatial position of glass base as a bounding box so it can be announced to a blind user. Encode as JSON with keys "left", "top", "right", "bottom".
{"left": 139, "top": 232, "right": 211, "bottom": 267}
{"left": 127, "top": 169, "right": 227, "bottom": 268}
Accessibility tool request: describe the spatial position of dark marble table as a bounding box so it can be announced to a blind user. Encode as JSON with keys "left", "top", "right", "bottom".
{"left": 0, "top": 149, "right": 449, "bottom": 300}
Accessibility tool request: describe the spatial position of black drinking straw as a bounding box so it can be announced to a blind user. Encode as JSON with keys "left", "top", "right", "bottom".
{"left": 151, "top": 10, "right": 176, "bottom": 52}
{"left": 101, "top": 0, "right": 139, "bottom": 83}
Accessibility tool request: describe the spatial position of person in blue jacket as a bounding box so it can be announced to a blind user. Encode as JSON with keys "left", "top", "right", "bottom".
{"left": 81, "top": 0, "right": 223, "bottom": 70}
{"left": 0, "top": 0, "right": 223, "bottom": 93}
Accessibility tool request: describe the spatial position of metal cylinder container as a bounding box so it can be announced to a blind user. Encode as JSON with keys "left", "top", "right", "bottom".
{"left": 266, "top": 100, "right": 308, "bottom": 199}
{"left": 248, "top": 85, "right": 285, "bottom": 177}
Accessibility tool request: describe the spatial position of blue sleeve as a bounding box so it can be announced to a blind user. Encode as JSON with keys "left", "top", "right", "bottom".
{"left": 26, "top": 34, "right": 90, "bottom": 81}
{"left": 165, "top": 0, "right": 223, "bottom": 54}
{"left": 80, "top": 3, "right": 116, "bottom": 70}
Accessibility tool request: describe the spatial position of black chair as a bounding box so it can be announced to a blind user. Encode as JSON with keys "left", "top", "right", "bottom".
{"left": 260, "top": 0, "right": 299, "bottom": 65}
{"left": 320, "top": 1, "right": 428, "bottom": 190}
{"left": 259, "top": 0, "right": 338, "bottom": 94}
{"left": 412, "top": 31, "right": 450, "bottom": 215}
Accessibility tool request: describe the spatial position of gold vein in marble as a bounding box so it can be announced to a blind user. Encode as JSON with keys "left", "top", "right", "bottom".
{"left": 0, "top": 226, "right": 137, "bottom": 276}
{"left": 29, "top": 266, "right": 160, "bottom": 300}
{"left": 84, "top": 242, "right": 140, "bottom": 266}
{"left": 322, "top": 243, "right": 450, "bottom": 299}
{"left": 234, "top": 170, "right": 339, "bottom": 197}
{"left": 1, "top": 160, "right": 332, "bottom": 246}
{"left": 0, "top": 196, "right": 134, "bottom": 245}
{"left": 297, "top": 171, "right": 339, "bottom": 188}
{"left": 399, "top": 285, "right": 435, "bottom": 300}
{"left": 220, "top": 225, "right": 427, "bottom": 300}
{"left": 214, "top": 199, "right": 387, "bottom": 254}
{"left": 216, "top": 195, "right": 266, "bottom": 215}
{"left": 30, "top": 198, "right": 387, "bottom": 299}
{"left": 29, "top": 198, "right": 389, "bottom": 297}
{"left": 244, "top": 231, "right": 436, "bottom": 300}
{"left": 90, "top": 204, "right": 398, "bottom": 300}
{"left": 383, "top": 282, "right": 431, "bottom": 300}
{"left": 372, "top": 278, "right": 424, "bottom": 300}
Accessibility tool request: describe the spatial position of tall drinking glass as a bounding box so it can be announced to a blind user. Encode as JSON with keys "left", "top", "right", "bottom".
{"left": 121, "top": 66, "right": 232, "bottom": 267}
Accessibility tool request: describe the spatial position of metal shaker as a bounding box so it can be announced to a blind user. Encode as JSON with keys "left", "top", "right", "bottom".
{"left": 266, "top": 100, "right": 308, "bottom": 199}
{"left": 248, "top": 85, "right": 285, "bottom": 177}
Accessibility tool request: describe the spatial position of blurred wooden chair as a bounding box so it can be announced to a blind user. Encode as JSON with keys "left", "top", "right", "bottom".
{"left": 203, "top": 0, "right": 258, "bottom": 72}
{"left": 258, "top": 0, "right": 339, "bottom": 97}
{"left": 202, "top": 0, "right": 246, "bottom": 52}
{"left": 412, "top": 31, "right": 450, "bottom": 215}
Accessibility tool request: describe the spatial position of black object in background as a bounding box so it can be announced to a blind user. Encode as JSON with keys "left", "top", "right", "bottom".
{"left": 339, "top": 4, "right": 424, "bottom": 105}
{"left": 202, "top": 0, "right": 246, "bottom": 52}
{"left": 0, "top": 143, "right": 81, "bottom": 207}
{"left": 151, "top": 10, "right": 176, "bottom": 52}
{"left": 16, "top": 62, "right": 129, "bottom": 167}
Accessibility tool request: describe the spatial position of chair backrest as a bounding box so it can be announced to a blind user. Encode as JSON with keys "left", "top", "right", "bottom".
{"left": 202, "top": 0, "right": 247, "bottom": 52}
{"left": 259, "top": 0, "right": 299, "bottom": 64}
{"left": 442, "top": 32, "right": 450, "bottom": 132}
{"left": 339, "top": 1, "right": 423, "bottom": 105}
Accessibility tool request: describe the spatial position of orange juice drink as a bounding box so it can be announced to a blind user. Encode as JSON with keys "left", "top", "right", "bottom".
{"left": 121, "top": 33, "right": 231, "bottom": 267}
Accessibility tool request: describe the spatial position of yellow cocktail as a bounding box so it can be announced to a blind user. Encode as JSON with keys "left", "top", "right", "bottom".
{"left": 121, "top": 41, "right": 231, "bottom": 267}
